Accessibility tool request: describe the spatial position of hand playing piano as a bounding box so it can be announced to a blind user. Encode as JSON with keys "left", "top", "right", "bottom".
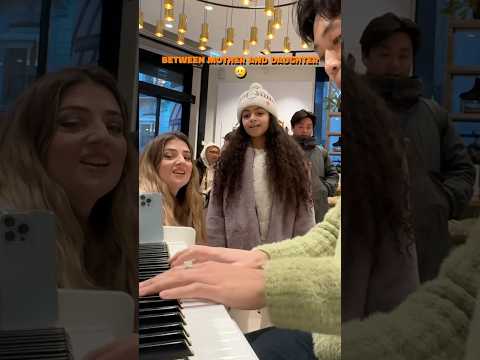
{"left": 169, "top": 245, "right": 269, "bottom": 269}
{"left": 139, "top": 261, "right": 266, "bottom": 310}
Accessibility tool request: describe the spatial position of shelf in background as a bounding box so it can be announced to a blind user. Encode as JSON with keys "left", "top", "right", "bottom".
{"left": 330, "top": 151, "right": 341, "bottom": 155}
{"left": 450, "top": 20, "right": 480, "bottom": 29}
{"left": 328, "top": 112, "right": 341, "bottom": 117}
{"left": 450, "top": 112, "right": 480, "bottom": 122}
{"left": 328, "top": 131, "right": 341, "bottom": 136}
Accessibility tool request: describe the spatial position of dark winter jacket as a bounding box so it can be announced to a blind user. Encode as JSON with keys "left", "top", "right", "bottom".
{"left": 294, "top": 136, "right": 340, "bottom": 222}
{"left": 367, "top": 75, "right": 475, "bottom": 282}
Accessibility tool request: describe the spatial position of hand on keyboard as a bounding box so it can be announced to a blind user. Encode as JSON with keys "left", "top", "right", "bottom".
{"left": 170, "top": 245, "right": 269, "bottom": 269}
{"left": 139, "top": 261, "right": 266, "bottom": 310}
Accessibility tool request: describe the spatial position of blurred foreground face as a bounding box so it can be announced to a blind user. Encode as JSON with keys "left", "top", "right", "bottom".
{"left": 46, "top": 82, "right": 127, "bottom": 217}
{"left": 363, "top": 32, "right": 413, "bottom": 78}
{"left": 313, "top": 16, "right": 341, "bottom": 88}
{"left": 158, "top": 138, "right": 193, "bottom": 196}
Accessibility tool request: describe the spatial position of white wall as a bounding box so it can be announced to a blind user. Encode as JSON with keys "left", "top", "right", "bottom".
{"left": 343, "top": 0, "right": 416, "bottom": 73}
{"left": 201, "top": 66, "right": 316, "bottom": 147}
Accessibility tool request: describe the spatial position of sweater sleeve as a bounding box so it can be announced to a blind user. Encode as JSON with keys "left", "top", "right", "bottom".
{"left": 264, "top": 256, "right": 340, "bottom": 335}
{"left": 341, "top": 221, "right": 480, "bottom": 360}
{"left": 254, "top": 202, "right": 340, "bottom": 259}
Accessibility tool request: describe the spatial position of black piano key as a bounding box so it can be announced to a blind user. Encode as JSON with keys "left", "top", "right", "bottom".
{"left": 140, "top": 339, "right": 193, "bottom": 357}
{"left": 139, "top": 242, "right": 193, "bottom": 359}
{"left": 139, "top": 299, "right": 180, "bottom": 309}
{"left": 139, "top": 330, "right": 190, "bottom": 345}
{"left": 139, "top": 312, "right": 185, "bottom": 326}
{"left": 139, "top": 305, "right": 179, "bottom": 314}
{"left": 0, "top": 328, "right": 73, "bottom": 360}
{"left": 139, "top": 322, "right": 184, "bottom": 333}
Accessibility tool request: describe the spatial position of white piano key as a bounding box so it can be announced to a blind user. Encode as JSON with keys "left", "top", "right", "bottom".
{"left": 167, "top": 240, "right": 259, "bottom": 360}
{"left": 183, "top": 304, "right": 259, "bottom": 360}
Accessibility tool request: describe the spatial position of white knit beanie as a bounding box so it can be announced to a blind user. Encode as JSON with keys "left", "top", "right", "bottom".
{"left": 237, "top": 83, "right": 278, "bottom": 122}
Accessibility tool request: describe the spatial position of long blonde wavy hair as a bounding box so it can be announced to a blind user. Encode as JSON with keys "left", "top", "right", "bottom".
{"left": 0, "top": 67, "right": 137, "bottom": 297}
{"left": 139, "top": 132, "right": 206, "bottom": 244}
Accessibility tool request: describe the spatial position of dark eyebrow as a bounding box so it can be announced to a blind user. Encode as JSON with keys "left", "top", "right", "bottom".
{"left": 59, "top": 105, "right": 122, "bottom": 117}
{"left": 164, "top": 148, "right": 191, "bottom": 155}
{"left": 59, "top": 105, "right": 89, "bottom": 113}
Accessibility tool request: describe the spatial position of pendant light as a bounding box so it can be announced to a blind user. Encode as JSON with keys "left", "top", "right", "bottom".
{"left": 139, "top": 0, "right": 144, "bottom": 29}
{"left": 267, "top": 18, "right": 274, "bottom": 39}
{"left": 243, "top": 40, "right": 250, "bottom": 55}
{"left": 262, "top": 39, "right": 271, "bottom": 54}
{"left": 164, "top": 8, "right": 174, "bottom": 22}
{"left": 226, "top": 2, "right": 235, "bottom": 47}
{"left": 164, "top": 0, "right": 173, "bottom": 10}
{"left": 221, "top": 38, "right": 228, "bottom": 53}
{"left": 154, "top": 0, "right": 164, "bottom": 37}
{"left": 178, "top": 0, "right": 187, "bottom": 33}
{"left": 265, "top": 0, "right": 274, "bottom": 17}
{"left": 200, "top": 8, "right": 209, "bottom": 42}
{"left": 250, "top": 1, "right": 258, "bottom": 45}
{"left": 177, "top": 33, "right": 185, "bottom": 45}
{"left": 273, "top": 2, "right": 282, "bottom": 29}
{"left": 283, "top": 6, "right": 290, "bottom": 53}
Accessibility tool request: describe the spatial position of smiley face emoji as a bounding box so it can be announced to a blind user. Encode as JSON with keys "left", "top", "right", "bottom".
{"left": 234, "top": 66, "right": 247, "bottom": 79}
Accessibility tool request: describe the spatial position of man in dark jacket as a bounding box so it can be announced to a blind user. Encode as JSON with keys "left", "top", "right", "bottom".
{"left": 291, "top": 109, "right": 339, "bottom": 223}
{"left": 360, "top": 13, "right": 475, "bottom": 282}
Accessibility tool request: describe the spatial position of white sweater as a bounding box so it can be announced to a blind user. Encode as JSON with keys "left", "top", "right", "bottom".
{"left": 252, "top": 148, "right": 272, "bottom": 243}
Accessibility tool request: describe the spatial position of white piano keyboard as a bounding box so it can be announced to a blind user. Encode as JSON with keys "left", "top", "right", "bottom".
{"left": 165, "top": 240, "right": 259, "bottom": 360}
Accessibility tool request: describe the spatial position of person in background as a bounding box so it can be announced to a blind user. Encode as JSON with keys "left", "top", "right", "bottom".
{"left": 139, "top": 132, "right": 207, "bottom": 244}
{"left": 206, "top": 82, "right": 315, "bottom": 250}
{"left": 195, "top": 142, "right": 220, "bottom": 208}
{"left": 291, "top": 109, "right": 339, "bottom": 222}
{"left": 360, "top": 12, "right": 476, "bottom": 282}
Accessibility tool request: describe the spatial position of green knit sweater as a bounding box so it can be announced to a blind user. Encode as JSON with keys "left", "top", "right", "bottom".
{"left": 255, "top": 203, "right": 341, "bottom": 359}
{"left": 256, "top": 204, "right": 480, "bottom": 360}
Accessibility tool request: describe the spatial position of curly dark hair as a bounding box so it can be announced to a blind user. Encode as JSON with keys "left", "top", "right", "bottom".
{"left": 213, "top": 114, "right": 311, "bottom": 209}
{"left": 341, "top": 64, "right": 414, "bottom": 254}
{"left": 296, "top": 0, "right": 341, "bottom": 43}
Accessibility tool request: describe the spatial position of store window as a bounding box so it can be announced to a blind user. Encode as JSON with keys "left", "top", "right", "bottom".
{"left": 138, "top": 49, "right": 194, "bottom": 153}
{"left": 0, "top": 0, "right": 42, "bottom": 111}
{"left": 314, "top": 67, "right": 341, "bottom": 167}
{"left": 0, "top": 0, "right": 121, "bottom": 113}
{"left": 47, "top": 0, "right": 103, "bottom": 72}
{"left": 138, "top": 95, "right": 183, "bottom": 151}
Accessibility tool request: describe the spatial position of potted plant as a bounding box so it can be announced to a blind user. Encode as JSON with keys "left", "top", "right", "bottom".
{"left": 442, "top": 0, "right": 480, "bottom": 19}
